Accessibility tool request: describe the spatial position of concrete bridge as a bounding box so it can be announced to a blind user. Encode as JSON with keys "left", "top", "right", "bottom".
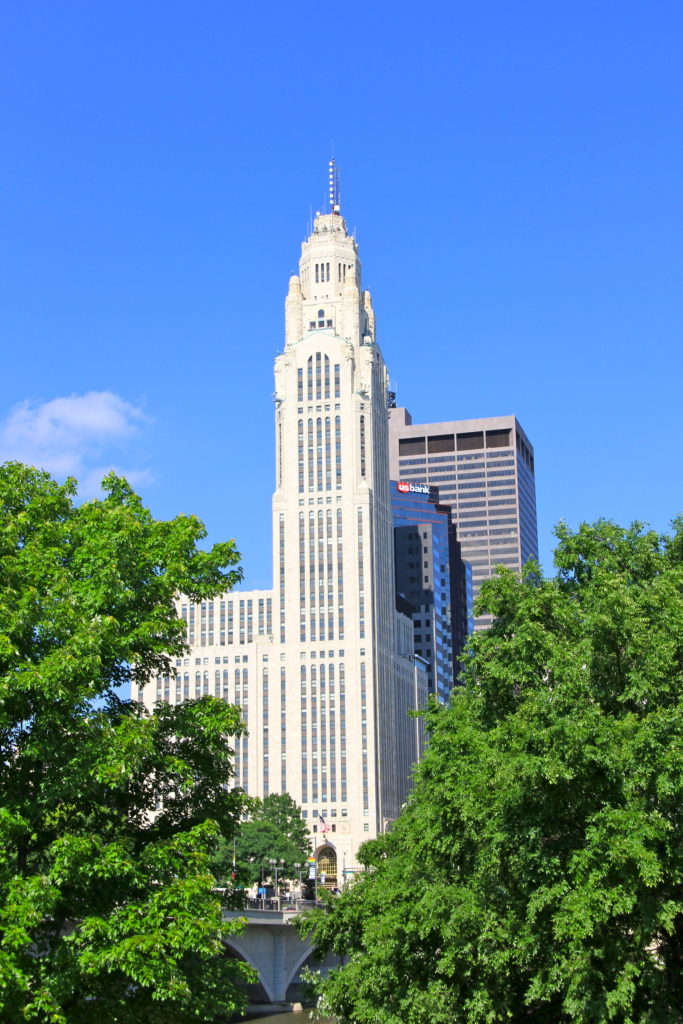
{"left": 222, "top": 903, "right": 339, "bottom": 1007}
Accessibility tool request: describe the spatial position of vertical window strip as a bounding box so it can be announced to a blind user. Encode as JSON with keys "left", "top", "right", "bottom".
{"left": 307, "top": 356, "right": 313, "bottom": 402}
{"left": 360, "top": 415, "right": 366, "bottom": 477}
{"left": 335, "top": 416, "right": 342, "bottom": 487}
{"left": 316, "top": 418, "right": 323, "bottom": 491}
{"left": 317, "top": 509, "right": 325, "bottom": 641}
{"left": 329, "top": 664, "right": 336, "bottom": 801}
{"left": 309, "top": 511, "right": 316, "bottom": 641}
{"left": 361, "top": 662, "right": 368, "bottom": 810}
{"left": 337, "top": 508, "right": 344, "bottom": 637}
{"left": 324, "top": 355, "right": 330, "bottom": 398}
{"left": 262, "top": 667, "right": 269, "bottom": 797}
{"left": 242, "top": 669, "right": 249, "bottom": 793}
{"left": 334, "top": 364, "right": 340, "bottom": 398}
{"left": 279, "top": 514, "right": 285, "bottom": 642}
{"left": 300, "top": 665, "right": 307, "bottom": 803}
{"left": 317, "top": 509, "right": 325, "bottom": 638}
{"left": 281, "top": 666, "right": 287, "bottom": 793}
{"left": 324, "top": 417, "right": 331, "bottom": 490}
{"left": 326, "top": 508, "right": 334, "bottom": 640}
{"left": 307, "top": 419, "right": 314, "bottom": 491}
{"left": 339, "top": 663, "right": 347, "bottom": 802}
{"left": 299, "top": 512, "right": 306, "bottom": 642}
{"left": 320, "top": 663, "right": 327, "bottom": 801}
{"left": 358, "top": 508, "right": 365, "bottom": 639}
{"left": 298, "top": 419, "right": 304, "bottom": 493}
{"left": 315, "top": 352, "right": 322, "bottom": 401}
{"left": 311, "top": 665, "right": 318, "bottom": 802}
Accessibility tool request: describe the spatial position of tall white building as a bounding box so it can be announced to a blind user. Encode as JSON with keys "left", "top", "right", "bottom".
{"left": 146, "top": 174, "right": 427, "bottom": 881}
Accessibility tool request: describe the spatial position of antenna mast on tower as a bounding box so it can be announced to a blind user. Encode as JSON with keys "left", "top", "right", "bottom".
{"left": 328, "top": 158, "right": 341, "bottom": 214}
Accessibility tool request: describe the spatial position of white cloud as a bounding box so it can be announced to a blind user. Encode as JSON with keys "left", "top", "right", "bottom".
{"left": 77, "top": 464, "right": 154, "bottom": 499}
{"left": 0, "top": 392, "right": 152, "bottom": 496}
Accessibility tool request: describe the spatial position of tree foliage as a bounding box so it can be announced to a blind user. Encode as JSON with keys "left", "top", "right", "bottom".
{"left": 0, "top": 463, "right": 255, "bottom": 1023}
{"left": 213, "top": 793, "right": 311, "bottom": 887}
{"left": 256, "top": 792, "right": 311, "bottom": 853}
{"left": 302, "top": 518, "right": 683, "bottom": 1023}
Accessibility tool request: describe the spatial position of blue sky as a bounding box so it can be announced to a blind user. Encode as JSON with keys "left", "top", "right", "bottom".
{"left": 1, "top": 1, "right": 681, "bottom": 588}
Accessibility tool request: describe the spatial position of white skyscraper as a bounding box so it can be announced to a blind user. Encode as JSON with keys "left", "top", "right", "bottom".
{"left": 146, "top": 168, "right": 426, "bottom": 880}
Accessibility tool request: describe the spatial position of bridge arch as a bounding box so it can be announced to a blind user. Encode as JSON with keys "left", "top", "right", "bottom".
{"left": 285, "top": 947, "right": 321, "bottom": 1002}
{"left": 222, "top": 935, "right": 274, "bottom": 1002}
{"left": 221, "top": 909, "right": 338, "bottom": 1005}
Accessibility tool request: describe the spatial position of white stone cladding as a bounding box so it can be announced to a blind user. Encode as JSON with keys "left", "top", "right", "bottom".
{"left": 146, "top": 210, "right": 424, "bottom": 876}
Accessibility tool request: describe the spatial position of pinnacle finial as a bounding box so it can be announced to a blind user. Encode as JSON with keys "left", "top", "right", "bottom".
{"left": 328, "top": 158, "right": 340, "bottom": 214}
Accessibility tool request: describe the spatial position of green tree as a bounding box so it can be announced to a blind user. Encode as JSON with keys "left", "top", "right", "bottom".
{"left": 213, "top": 793, "right": 311, "bottom": 887}
{"left": 0, "top": 463, "right": 255, "bottom": 1023}
{"left": 255, "top": 793, "right": 311, "bottom": 853}
{"left": 301, "top": 518, "right": 683, "bottom": 1023}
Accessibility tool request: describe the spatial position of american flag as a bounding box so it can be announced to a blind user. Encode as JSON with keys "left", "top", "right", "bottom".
{"left": 316, "top": 810, "right": 330, "bottom": 834}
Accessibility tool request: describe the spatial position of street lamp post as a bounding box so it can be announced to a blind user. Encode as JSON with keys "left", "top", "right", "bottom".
{"left": 268, "top": 858, "right": 276, "bottom": 906}
{"left": 268, "top": 858, "right": 285, "bottom": 908}
{"left": 294, "top": 862, "right": 301, "bottom": 898}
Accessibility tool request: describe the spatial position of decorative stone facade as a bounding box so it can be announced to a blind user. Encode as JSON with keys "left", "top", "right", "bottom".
{"left": 145, "top": 204, "right": 427, "bottom": 874}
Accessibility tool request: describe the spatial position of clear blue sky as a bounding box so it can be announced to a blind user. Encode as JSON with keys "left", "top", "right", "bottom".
{"left": 1, "top": 1, "right": 681, "bottom": 587}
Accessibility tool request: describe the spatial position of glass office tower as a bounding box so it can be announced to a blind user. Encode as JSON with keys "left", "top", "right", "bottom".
{"left": 391, "top": 481, "right": 471, "bottom": 700}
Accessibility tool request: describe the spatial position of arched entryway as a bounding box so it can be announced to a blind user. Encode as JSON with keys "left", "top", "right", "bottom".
{"left": 317, "top": 845, "right": 337, "bottom": 888}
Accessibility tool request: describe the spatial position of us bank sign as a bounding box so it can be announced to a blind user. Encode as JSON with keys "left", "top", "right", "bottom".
{"left": 397, "top": 482, "right": 430, "bottom": 495}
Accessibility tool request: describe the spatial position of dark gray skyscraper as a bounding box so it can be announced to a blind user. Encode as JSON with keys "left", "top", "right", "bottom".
{"left": 388, "top": 410, "right": 538, "bottom": 630}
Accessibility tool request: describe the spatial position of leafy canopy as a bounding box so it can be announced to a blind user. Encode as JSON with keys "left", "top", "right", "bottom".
{"left": 213, "top": 793, "right": 311, "bottom": 887}
{"left": 302, "top": 517, "right": 683, "bottom": 1024}
{"left": 0, "top": 463, "right": 254, "bottom": 1023}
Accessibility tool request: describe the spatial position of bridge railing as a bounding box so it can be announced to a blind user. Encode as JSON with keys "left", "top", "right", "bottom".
{"left": 242, "top": 897, "right": 322, "bottom": 913}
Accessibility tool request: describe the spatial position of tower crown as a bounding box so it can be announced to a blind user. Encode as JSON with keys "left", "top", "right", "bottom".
{"left": 298, "top": 210, "right": 360, "bottom": 306}
{"left": 284, "top": 163, "right": 374, "bottom": 348}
